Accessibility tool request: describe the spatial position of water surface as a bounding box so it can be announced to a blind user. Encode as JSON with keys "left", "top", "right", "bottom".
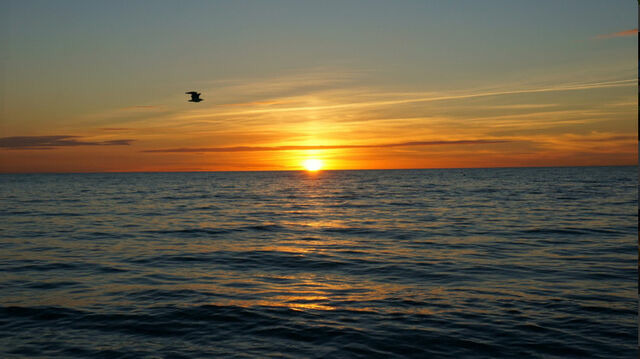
{"left": 0, "top": 167, "right": 636, "bottom": 358}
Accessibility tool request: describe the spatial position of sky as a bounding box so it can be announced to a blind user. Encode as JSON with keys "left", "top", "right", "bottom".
{"left": 0, "top": 0, "right": 637, "bottom": 172}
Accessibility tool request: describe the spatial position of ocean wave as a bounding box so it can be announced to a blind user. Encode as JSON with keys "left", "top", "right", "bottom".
{"left": 0, "top": 167, "right": 636, "bottom": 358}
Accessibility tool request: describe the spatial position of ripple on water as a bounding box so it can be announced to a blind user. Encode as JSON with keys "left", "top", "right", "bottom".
{"left": 0, "top": 167, "right": 636, "bottom": 358}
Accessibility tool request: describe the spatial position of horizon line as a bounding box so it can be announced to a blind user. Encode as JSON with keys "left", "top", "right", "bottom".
{"left": 0, "top": 164, "right": 635, "bottom": 175}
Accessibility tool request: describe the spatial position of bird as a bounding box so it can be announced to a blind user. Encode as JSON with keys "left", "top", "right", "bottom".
{"left": 185, "top": 91, "right": 203, "bottom": 103}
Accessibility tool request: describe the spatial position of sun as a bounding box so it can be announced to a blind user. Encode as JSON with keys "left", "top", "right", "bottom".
{"left": 303, "top": 159, "right": 323, "bottom": 171}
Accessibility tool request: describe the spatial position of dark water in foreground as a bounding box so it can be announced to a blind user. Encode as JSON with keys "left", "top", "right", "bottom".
{"left": 0, "top": 167, "right": 637, "bottom": 358}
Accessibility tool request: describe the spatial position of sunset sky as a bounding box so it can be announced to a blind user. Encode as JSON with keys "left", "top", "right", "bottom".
{"left": 0, "top": 0, "right": 637, "bottom": 172}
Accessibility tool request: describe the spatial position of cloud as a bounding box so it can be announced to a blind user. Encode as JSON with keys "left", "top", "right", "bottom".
{"left": 118, "top": 105, "right": 159, "bottom": 110}
{"left": 176, "top": 79, "right": 636, "bottom": 121}
{"left": 479, "top": 104, "right": 558, "bottom": 110}
{"left": 143, "top": 139, "right": 510, "bottom": 153}
{"left": 596, "top": 28, "right": 638, "bottom": 39}
{"left": 0, "top": 136, "right": 135, "bottom": 150}
{"left": 577, "top": 135, "right": 637, "bottom": 142}
{"left": 221, "top": 99, "right": 297, "bottom": 107}
{"left": 204, "top": 68, "right": 362, "bottom": 96}
{"left": 100, "top": 139, "right": 134, "bottom": 145}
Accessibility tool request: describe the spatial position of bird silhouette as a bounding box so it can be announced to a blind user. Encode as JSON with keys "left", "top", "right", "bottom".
{"left": 185, "top": 91, "right": 203, "bottom": 103}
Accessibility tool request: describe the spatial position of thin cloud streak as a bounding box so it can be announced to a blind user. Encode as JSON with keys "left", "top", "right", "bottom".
{"left": 204, "top": 68, "right": 363, "bottom": 95}
{"left": 177, "top": 79, "right": 636, "bottom": 120}
{"left": 574, "top": 135, "right": 637, "bottom": 142}
{"left": 596, "top": 28, "right": 638, "bottom": 39}
{"left": 143, "top": 140, "right": 510, "bottom": 153}
{"left": 221, "top": 99, "right": 298, "bottom": 107}
{"left": 118, "top": 105, "right": 160, "bottom": 110}
{"left": 1, "top": 136, "right": 135, "bottom": 150}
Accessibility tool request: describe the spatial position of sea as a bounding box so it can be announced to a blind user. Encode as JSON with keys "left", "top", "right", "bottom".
{"left": 0, "top": 166, "right": 637, "bottom": 358}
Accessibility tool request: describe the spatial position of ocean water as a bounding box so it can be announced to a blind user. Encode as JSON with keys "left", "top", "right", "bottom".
{"left": 0, "top": 167, "right": 636, "bottom": 358}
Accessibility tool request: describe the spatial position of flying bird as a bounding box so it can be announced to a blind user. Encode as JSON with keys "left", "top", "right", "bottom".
{"left": 185, "top": 91, "right": 203, "bottom": 103}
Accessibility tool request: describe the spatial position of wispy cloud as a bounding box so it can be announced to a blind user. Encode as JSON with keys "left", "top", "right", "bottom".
{"left": 479, "top": 104, "right": 558, "bottom": 110}
{"left": 118, "top": 105, "right": 159, "bottom": 110}
{"left": 576, "top": 135, "right": 637, "bottom": 142}
{"left": 221, "top": 99, "right": 298, "bottom": 107}
{"left": 176, "top": 79, "right": 636, "bottom": 121}
{"left": 203, "top": 68, "right": 363, "bottom": 96}
{"left": 596, "top": 28, "right": 638, "bottom": 39}
{"left": 0, "top": 136, "right": 135, "bottom": 150}
{"left": 143, "top": 139, "right": 510, "bottom": 153}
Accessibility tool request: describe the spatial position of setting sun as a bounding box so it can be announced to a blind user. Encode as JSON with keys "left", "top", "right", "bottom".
{"left": 303, "top": 159, "right": 323, "bottom": 171}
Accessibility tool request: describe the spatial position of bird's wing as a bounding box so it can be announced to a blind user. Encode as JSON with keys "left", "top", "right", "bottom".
{"left": 185, "top": 91, "right": 197, "bottom": 95}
